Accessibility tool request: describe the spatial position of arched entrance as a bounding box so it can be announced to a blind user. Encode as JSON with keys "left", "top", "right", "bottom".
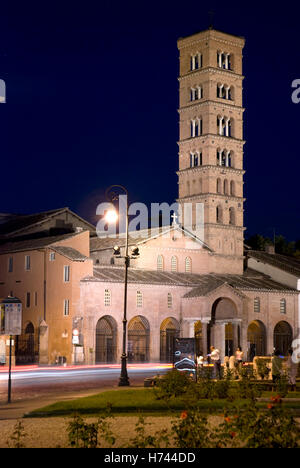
{"left": 160, "top": 317, "right": 180, "bottom": 362}
{"left": 209, "top": 298, "right": 238, "bottom": 357}
{"left": 95, "top": 315, "right": 117, "bottom": 363}
{"left": 274, "top": 321, "right": 293, "bottom": 356}
{"left": 247, "top": 320, "right": 266, "bottom": 361}
{"left": 15, "top": 322, "right": 38, "bottom": 364}
{"left": 128, "top": 315, "right": 150, "bottom": 363}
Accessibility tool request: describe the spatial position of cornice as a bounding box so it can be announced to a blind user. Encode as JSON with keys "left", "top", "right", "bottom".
{"left": 178, "top": 99, "right": 245, "bottom": 114}
{"left": 177, "top": 165, "right": 245, "bottom": 176}
{"left": 177, "top": 30, "right": 245, "bottom": 50}
{"left": 177, "top": 134, "right": 246, "bottom": 146}
{"left": 205, "top": 223, "right": 246, "bottom": 231}
{"left": 178, "top": 190, "right": 245, "bottom": 200}
{"left": 178, "top": 67, "right": 244, "bottom": 82}
{"left": 177, "top": 193, "right": 246, "bottom": 203}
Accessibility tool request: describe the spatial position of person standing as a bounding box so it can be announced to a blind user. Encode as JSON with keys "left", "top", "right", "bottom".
{"left": 286, "top": 348, "right": 298, "bottom": 392}
{"left": 235, "top": 347, "right": 244, "bottom": 374}
{"left": 210, "top": 346, "right": 221, "bottom": 379}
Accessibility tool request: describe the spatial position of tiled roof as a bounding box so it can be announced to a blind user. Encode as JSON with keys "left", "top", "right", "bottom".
{"left": 0, "top": 232, "right": 82, "bottom": 254}
{"left": 90, "top": 225, "right": 211, "bottom": 251}
{"left": 0, "top": 207, "right": 96, "bottom": 238}
{"left": 247, "top": 250, "right": 300, "bottom": 277}
{"left": 50, "top": 246, "right": 88, "bottom": 262}
{"left": 0, "top": 208, "right": 67, "bottom": 236}
{"left": 82, "top": 266, "right": 297, "bottom": 294}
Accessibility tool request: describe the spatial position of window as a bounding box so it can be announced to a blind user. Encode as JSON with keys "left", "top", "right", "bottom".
{"left": 280, "top": 299, "right": 286, "bottom": 314}
{"left": 230, "top": 181, "right": 235, "bottom": 196}
{"left": 64, "top": 265, "right": 70, "bottom": 282}
{"left": 136, "top": 291, "right": 143, "bottom": 308}
{"left": 191, "top": 86, "right": 203, "bottom": 101}
{"left": 217, "top": 51, "right": 232, "bottom": 70}
{"left": 216, "top": 206, "right": 223, "bottom": 224}
{"left": 191, "top": 53, "right": 202, "bottom": 71}
{"left": 167, "top": 293, "right": 173, "bottom": 308}
{"left": 254, "top": 297, "right": 260, "bottom": 313}
{"left": 190, "top": 152, "right": 202, "bottom": 168}
{"left": 104, "top": 289, "right": 111, "bottom": 307}
{"left": 49, "top": 252, "right": 55, "bottom": 261}
{"left": 217, "top": 150, "right": 232, "bottom": 168}
{"left": 8, "top": 256, "right": 13, "bottom": 273}
{"left": 171, "top": 256, "right": 178, "bottom": 272}
{"left": 224, "top": 179, "right": 229, "bottom": 195}
{"left": 217, "top": 84, "right": 233, "bottom": 100}
{"left": 157, "top": 255, "right": 164, "bottom": 271}
{"left": 26, "top": 292, "right": 30, "bottom": 308}
{"left": 63, "top": 299, "right": 70, "bottom": 316}
{"left": 34, "top": 292, "right": 38, "bottom": 307}
{"left": 185, "top": 257, "right": 192, "bottom": 273}
{"left": 191, "top": 119, "right": 202, "bottom": 138}
{"left": 229, "top": 207, "right": 236, "bottom": 225}
{"left": 25, "top": 255, "right": 31, "bottom": 271}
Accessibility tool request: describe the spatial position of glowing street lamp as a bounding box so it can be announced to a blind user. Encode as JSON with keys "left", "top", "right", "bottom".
{"left": 105, "top": 185, "right": 139, "bottom": 386}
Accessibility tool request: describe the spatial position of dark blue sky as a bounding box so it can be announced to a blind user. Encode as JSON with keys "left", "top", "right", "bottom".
{"left": 0, "top": 1, "right": 299, "bottom": 240}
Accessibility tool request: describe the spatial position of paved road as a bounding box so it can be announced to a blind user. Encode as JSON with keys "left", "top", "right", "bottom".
{"left": 0, "top": 363, "right": 171, "bottom": 404}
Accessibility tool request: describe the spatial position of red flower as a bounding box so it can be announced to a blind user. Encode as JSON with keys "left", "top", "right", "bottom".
{"left": 267, "top": 404, "right": 274, "bottom": 409}
{"left": 230, "top": 432, "right": 237, "bottom": 438}
{"left": 225, "top": 416, "right": 231, "bottom": 423}
{"left": 180, "top": 410, "right": 188, "bottom": 420}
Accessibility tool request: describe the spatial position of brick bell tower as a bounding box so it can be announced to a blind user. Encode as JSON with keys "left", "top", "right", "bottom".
{"left": 177, "top": 29, "right": 245, "bottom": 274}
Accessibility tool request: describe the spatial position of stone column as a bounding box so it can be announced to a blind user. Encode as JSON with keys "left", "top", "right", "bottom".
{"left": 213, "top": 321, "right": 226, "bottom": 361}
{"left": 201, "top": 318, "right": 210, "bottom": 356}
{"left": 39, "top": 320, "right": 49, "bottom": 365}
{"left": 232, "top": 319, "right": 242, "bottom": 352}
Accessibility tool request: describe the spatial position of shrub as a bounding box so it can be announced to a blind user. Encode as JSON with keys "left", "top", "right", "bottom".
{"left": 154, "top": 369, "right": 192, "bottom": 400}
{"left": 67, "top": 408, "right": 115, "bottom": 448}
{"left": 255, "top": 358, "right": 270, "bottom": 380}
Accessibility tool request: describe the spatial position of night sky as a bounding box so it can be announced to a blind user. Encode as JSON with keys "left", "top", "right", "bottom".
{"left": 0, "top": 1, "right": 299, "bottom": 241}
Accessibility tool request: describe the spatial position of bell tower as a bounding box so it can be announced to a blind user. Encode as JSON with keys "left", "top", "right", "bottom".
{"left": 177, "top": 29, "right": 245, "bottom": 274}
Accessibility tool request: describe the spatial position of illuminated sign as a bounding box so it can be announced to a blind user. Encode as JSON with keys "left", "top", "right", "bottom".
{"left": 0, "top": 299, "right": 22, "bottom": 336}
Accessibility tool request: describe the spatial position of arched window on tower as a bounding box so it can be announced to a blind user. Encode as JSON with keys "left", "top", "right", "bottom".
{"left": 191, "top": 119, "right": 202, "bottom": 138}
{"left": 229, "top": 207, "right": 236, "bottom": 225}
{"left": 216, "top": 206, "right": 223, "bottom": 224}
{"left": 217, "top": 178, "right": 222, "bottom": 194}
{"left": 230, "top": 180, "right": 235, "bottom": 196}
{"left": 224, "top": 179, "right": 229, "bottom": 195}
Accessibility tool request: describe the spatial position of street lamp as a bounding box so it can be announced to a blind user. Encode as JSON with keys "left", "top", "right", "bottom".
{"left": 105, "top": 185, "right": 139, "bottom": 386}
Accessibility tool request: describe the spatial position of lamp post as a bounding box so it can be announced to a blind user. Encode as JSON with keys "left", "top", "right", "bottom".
{"left": 105, "top": 185, "right": 139, "bottom": 387}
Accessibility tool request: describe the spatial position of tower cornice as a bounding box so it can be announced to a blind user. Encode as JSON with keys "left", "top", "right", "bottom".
{"left": 177, "top": 193, "right": 246, "bottom": 203}
{"left": 177, "top": 134, "right": 246, "bottom": 146}
{"left": 178, "top": 100, "right": 245, "bottom": 114}
{"left": 178, "top": 66, "right": 244, "bottom": 81}
{"left": 176, "top": 165, "right": 245, "bottom": 176}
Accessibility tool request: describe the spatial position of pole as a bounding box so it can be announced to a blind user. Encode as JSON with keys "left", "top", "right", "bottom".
{"left": 8, "top": 335, "right": 12, "bottom": 403}
{"left": 119, "top": 192, "right": 130, "bottom": 386}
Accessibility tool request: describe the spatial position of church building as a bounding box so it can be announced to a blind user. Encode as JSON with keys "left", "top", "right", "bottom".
{"left": 0, "top": 28, "right": 299, "bottom": 366}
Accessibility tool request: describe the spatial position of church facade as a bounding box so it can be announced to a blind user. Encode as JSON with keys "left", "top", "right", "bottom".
{"left": 79, "top": 29, "right": 299, "bottom": 365}
{"left": 0, "top": 28, "right": 299, "bottom": 366}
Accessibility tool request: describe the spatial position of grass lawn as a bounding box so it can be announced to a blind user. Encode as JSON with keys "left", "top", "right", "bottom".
{"left": 26, "top": 388, "right": 300, "bottom": 418}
